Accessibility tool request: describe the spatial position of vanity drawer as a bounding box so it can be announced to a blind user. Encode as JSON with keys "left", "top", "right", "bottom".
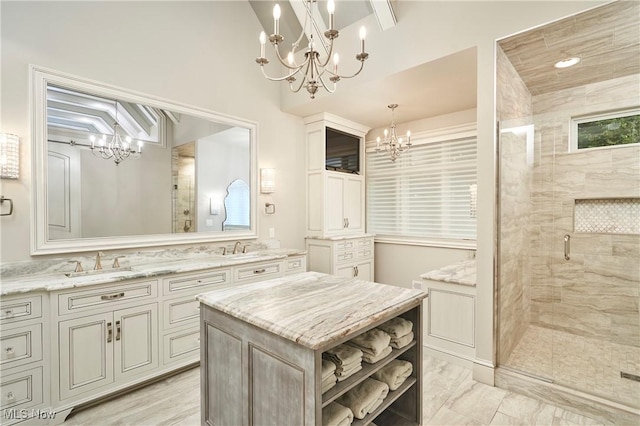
{"left": 162, "top": 269, "right": 231, "bottom": 296}
{"left": 335, "top": 251, "right": 355, "bottom": 263}
{"left": 57, "top": 280, "right": 158, "bottom": 316}
{"left": 284, "top": 257, "right": 306, "bottom": 275}
{"left": 163, "top": 296, "right": 200, "bottom": 330}
{"left": 356, "top": 248, "right": 373, "bottom": 259}
{"left": 0, "top": 296, "right": 42, "bottom": 325}
{"left": 233, "top": 261, "right": 282, "bottom": 283}
{"left": 335, "top": 240, "right": 355, "bottom": 251}
{"left": 357, "top": 237, "right": 373, "bottom": 248}
{"left": 0, "top": 366, "right": 43, "bottom": 411}
{"left": 0, "top": 324, "right": 42, "bottom": 370}
{"left": 163, "top": 328, "right": 200, "bottom": 365}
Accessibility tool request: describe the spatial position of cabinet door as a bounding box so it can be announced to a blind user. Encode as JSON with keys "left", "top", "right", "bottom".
{"left": 344, "top": 176, "right": 363, "bottom": 233}
{"left": 335, "top": 264, "right": 355, "bottom": 278}
{"left": 59, "top": 312, "right": 114, "bottom": 400}
{"left": 325, "top": 174, "right": 345, "bottom": 233}
{"left": 355, "top": 260, "right": 373, "bottom": 281}
{"left": 114, "top": 304, "right": 158, "bottom": 382}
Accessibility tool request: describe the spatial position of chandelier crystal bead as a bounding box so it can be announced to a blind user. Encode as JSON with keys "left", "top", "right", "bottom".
{"left": 376, "top": 104, "right": 412, "bottom": 162}
{"left": 255, "top": 0, "right": 369, "bottom": 99}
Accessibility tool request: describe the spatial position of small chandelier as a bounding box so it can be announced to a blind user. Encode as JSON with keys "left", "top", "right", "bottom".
{"left": 90, "top": 101, "right": 142, "bottom": 165}
{"left": 376, "top": 104, "right": 411, "bottom": 162}
{"left": 255, "top": 0, "right": 369, "bottom": 99}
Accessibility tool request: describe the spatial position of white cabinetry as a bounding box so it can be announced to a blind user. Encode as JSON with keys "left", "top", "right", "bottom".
{"left": 0, "top": 294, "right": 48, "bottom": 424}
{"left": 305, "top": 113, "right": 369, "bottom": 238}
{"left": 306, "top": 236, "right": 374, "bottom": 280}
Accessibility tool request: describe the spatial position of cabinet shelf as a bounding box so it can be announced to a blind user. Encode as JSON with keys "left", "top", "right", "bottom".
{"left": 352, "top": 377, "right": 417, "bottom": 426}
{"left": 322, "top": 340, "right": 417, "bottom": 407}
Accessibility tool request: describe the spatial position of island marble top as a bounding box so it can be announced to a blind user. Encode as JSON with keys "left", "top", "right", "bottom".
{"left": 420, "top": 259, "right": 476, "bottom": 287}
{"left": 0, "top": 248, "right": 305, "bottom": 296}
{"left": 197, "top": 271, "right": 427, "bottom": 351}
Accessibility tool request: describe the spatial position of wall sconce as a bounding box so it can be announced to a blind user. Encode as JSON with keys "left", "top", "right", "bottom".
{"left": 260, "top": 168, "right": 275, "bottom": 193}
{"left": 0, "top": 133, "right": 20, "bottom": 179}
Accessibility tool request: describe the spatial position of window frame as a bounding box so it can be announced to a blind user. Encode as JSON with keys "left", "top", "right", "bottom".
{"left": 570, "top": 107, "right": 640, "bottom": 153}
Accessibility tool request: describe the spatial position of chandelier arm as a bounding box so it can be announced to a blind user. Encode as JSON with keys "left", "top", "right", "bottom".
{"left": 317, "top": 74, "right": 337, "bottom": 94}
{"left": 270, "top": 43, "right": 309, "bottom": 71}
{"left": 288, "top": 74, "right": 308, "bottom": 93}
{"left": 259, "top": 66, "right": 302, "bottom": 83}
{"left": 331, "top": 60, "right": 365, "bottom": 80}
{"left": 316, "top": 38, "right": 335, "bottom": 69}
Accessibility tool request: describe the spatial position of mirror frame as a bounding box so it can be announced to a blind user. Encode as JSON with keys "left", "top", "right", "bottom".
{"left": 30, "top": 65, "right": 258, "bottom": 255}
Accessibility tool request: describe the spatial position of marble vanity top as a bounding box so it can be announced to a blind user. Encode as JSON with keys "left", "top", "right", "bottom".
{"left": 305, "top": 233, "right": 375, "bottom": 241}
{"left": 197, "top": 271, "right": 426, "bottom": 350}
{"left": 0, "top": 247, "right": 306, "bottom": 296}
{"left": 420, "top": 259, "right": 476, "bottom": 287}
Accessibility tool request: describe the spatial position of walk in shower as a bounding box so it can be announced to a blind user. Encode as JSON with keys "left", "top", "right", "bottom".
{"left": 496, "top": 1, "right": 639, "bottom": 423}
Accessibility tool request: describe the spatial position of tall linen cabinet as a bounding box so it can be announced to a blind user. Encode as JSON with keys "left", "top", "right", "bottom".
{"left": 304, "top": 113, "right": 374, "bottom": 280}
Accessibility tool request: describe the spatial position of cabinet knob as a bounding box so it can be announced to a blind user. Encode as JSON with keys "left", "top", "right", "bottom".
{"left": 5, "top": 346, "right": 14, "bottom": 357}
{"left": 6, "top": 391, "right": 15, "bottom": 402}
{"left": 4, "top": 309, "right": 13, "bottom": 318}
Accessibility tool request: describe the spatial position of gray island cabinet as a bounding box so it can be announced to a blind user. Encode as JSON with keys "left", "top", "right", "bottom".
{"left": 197, "top": 271, "right": 426, "bottom": 426}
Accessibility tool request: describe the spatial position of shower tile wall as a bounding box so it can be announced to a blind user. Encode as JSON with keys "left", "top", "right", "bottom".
{"left": 496, "top": 46, "right": 534, "bottom": 363}
{"left": 530, "top": 73, "right": 640, "bottom": 347}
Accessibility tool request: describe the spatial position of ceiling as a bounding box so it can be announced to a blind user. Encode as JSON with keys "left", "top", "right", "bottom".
{"left": 499, "top": 0, "right": 639, "bottom": 96}
{"left": 249, "top": 1, "right": 638, "bottom": 132}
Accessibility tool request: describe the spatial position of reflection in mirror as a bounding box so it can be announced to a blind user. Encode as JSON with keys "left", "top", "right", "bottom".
{"left": 223, "top": 179, "right": 251, "bottom": 231}
{"left": 31, "top": 66, "right": 257, "bottom": 254}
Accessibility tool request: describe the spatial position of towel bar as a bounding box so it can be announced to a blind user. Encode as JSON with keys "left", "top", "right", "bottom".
{"left": 0, "top": 196, "right": 14, "bottom": 216}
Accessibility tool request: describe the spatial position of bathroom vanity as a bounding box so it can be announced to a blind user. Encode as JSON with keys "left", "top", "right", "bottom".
{"left": 0, "top": 248, "right": 305, "bottom": 425}
{"left": 198, "top": 271, "right": 426, "bottom": 426}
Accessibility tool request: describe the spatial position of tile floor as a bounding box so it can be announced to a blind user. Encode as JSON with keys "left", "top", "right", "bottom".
{"left": 505, "top": 325, "right": 640, "bottom": 409}
{"left": 63, "top": 354, "right": 612, "bottom": 426}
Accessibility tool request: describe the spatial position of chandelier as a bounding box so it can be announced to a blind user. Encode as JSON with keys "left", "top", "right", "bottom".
{"left": 89, "top": 101, "right": 142, "bottom": 165}
{"left": 255, "top": 0, "right": 369, "bottom": 99}
{"left": 376, "top": 104, "right": 411, "bottom": 162}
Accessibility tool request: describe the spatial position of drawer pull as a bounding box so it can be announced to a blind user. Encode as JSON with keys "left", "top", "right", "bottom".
{"left": 253, "top": 268, "right": 266, "bottom": 274}
{"left": 101, "top": 292, "right": 125, "bottom": 301}
{"left": 6, "top": 391, "right": 15, "bottom": 402}
{"left": 107, "top": 322, "right": 113, "bottom": 343}
{"left": 115, "top": 320, "right": 121, "bottom": 341}
{"left": 4, "top": 309, "right": 13, "bottom": 318}
{"left": 5, "top": 346, "right": 14, "bottom": 357}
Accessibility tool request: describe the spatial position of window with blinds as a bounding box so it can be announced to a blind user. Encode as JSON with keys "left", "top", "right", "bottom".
{"left": 366, "top": 134, "right": 477, "bottom": 242}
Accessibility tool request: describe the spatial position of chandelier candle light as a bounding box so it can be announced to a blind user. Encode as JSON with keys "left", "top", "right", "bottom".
{"left": 256, "top": 0, "right": 369, "bottom": 99}
{"left": 90, "top": 101, "right": 143, "bottom": 165}
{"left": 376, "top": 104, "right": 411, "bottom": 162}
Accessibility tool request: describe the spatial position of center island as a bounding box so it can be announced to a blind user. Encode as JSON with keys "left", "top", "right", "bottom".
{"left": 197, "top": 271, "right": 426, "bottom": 426}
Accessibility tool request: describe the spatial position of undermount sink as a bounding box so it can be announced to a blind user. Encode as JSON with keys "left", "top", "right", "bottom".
{"left": 64, "top": 267, "right": 133, "bottom": 278}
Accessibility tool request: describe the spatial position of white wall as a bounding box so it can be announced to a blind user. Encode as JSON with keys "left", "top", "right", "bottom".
{"left": 0, "top": 1, "right": 306, "bottom": 261}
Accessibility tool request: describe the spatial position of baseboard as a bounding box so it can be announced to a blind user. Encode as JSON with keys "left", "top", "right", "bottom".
{"left": 423, "top": 344, "right": 474, "bottom": 370}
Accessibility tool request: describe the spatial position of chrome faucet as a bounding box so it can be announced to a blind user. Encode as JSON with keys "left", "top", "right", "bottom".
{"left": 93, "top": 251, "right": 104, "bottom": 270}
{"left": 232, "top": 241, "right": 242, "bottom": 255}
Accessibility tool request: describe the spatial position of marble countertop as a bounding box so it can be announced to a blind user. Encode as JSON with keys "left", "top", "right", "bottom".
{"left": 420, "top": 259, "right": 476, "bottom": 287}
{"left": 0, "top": 248, "right": 306, "bottom": 296}
{"left": 305, "top": 233, "right": 375, "bottom": 241}
{"left": 197, "top": 271, "right": 427, "bottom": 350}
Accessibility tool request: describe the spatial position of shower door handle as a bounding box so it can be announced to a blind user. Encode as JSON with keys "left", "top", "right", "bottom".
{"left": 564, "top": 235, "right": 570, "bottom": 261}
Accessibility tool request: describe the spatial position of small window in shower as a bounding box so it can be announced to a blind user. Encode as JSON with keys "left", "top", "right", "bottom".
{"left": 571, "top": 108, "right": 640, "bottom": 151}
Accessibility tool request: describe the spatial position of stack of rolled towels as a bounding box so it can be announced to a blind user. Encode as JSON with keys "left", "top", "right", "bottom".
{"left": 322, "top": 401, "right": 354, "bottom": 426}
{"left": 372, "top": 359, "right": 413, "bottom": 391}
{"left": 321, "top": 359, "right": 337, "bottom": 394}
{"left": 346, "top": 328, "right": 392, "bottom": 364}
{"left": 377, "top": 317, "right": 414, "bottom": 349}
{"left": 322, "top": 344, "right": 363, "bottom": 383}
{"left": 336, "top": 378, "right": 389, "bottom": 420}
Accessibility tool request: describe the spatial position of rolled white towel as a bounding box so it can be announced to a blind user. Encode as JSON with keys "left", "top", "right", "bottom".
{"left": 323, "top": 344, "right": 363, "bottom": 367}
{"left": 322, "top": 401, "right": 354, "bottom": 426}
{"left": 322, "top": 375, "right": 337, "bottom": 394}
{"left": 371, "top": 359, "right": 413, "bottom": 391}
{"left": 390, "top": 331, "right": 414, "bottom": 349}
{"left": 348, "top": 329, "right": 391, "bottom": 357}
{"left": 367, "top": 395, "right": 385, "bottom": 415}
{"left": 322, "top": 359, "right": 337, "bottom": 380}
{"left": 337, "top": 378, "right": 389, "bottom": 419}
{"left": 336, "top": 363, "right": 362, "bottom": 381}
{"left": 362, "top": 345, "right": 392, "bottom": 364}
{"left": 377, "top": 317, "right": 413, "bottom": 339}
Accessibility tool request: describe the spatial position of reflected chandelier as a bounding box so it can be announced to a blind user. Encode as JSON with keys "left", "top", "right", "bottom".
{"left": 90, "top": 101, "right": 143, "bottom": 166}
{"left": 376, "top": 104, "right": 412, "bottom": 162}
{"left": 255, "top": 0, "right": 369, "bottom": 99}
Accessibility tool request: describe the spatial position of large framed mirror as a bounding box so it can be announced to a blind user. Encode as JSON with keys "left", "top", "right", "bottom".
{"left": 30, "top": 66, "right": 258, "bottom": 255}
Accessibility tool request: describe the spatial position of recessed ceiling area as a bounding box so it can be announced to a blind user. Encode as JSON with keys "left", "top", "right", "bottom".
{"left": 498, "top": 0, "right": 640, "bottom": 96}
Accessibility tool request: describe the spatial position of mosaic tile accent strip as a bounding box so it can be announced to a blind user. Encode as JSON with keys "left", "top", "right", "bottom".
{"left": 574, "top": 199, "right": 640, "bottom": 234}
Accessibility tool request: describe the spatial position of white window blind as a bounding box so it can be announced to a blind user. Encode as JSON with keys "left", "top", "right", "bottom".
{"left": 366, "top": 134, "right": 477, "bottom": 242}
